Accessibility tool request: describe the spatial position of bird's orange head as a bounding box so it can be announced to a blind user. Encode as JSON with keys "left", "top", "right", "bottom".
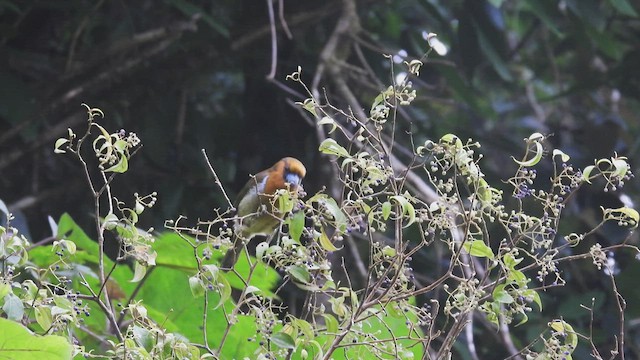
{"left": 263, "top": 157, "right": 306, "bottom": 195}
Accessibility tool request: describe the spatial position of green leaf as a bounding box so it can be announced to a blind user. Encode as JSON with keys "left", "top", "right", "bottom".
{"left": 381, "top": 201, "right": 392, "bottom": 220}
{"left": 271, "top": 332, "right": 296, "bottom": 349}
{"left": 462, "top": 240, "right": 494, "bottom": 259}
{"left": 131, "top": 262, "right": 147, "bottom": 283}
{"left": 3, "top": 293, "right": 24, "bottom": 321}
{"left": 612, "top": 158, "right": 629, "bottom": 178}
{"left": 323, "top": 314, "right": 339, "bottom": 333}
{"left": 0, "top": 318, "right": 73, "bottom": 360}
{"left": 582, "top": 165, "right": 595, "bottom": 183}
{"left": 213, "top": 273, "right": 231, "bottom": 309}
{"left": 318, "top": 229, "right": 339, "bottom": 251}
{"left": 256, "top": 242, "right": 269, "bottom": 261}
{"left": 477, "top": 178, "right": 492, "bottom": 203}
{"left": 493, "top": 287, "right": 514, "bottom": 304}
{"left": 103, "top": 212, "right": 119, "bottom": 230}
{"left": 245, "top": 285, "right": 261, "bottom": 294}
{"left": 293, "top": 318, "right": 315, "bottom": 341}
{"left": 390, "top": 195, "right": 416, "bottom": 227}
{"left": 34, "top": 307, "right": 52, "bottom": 331}
{"left": 300, "top": 99, "right": 318, "bottom": 117}
{"left": 287, "top": 211, "right": 305, "bottom": 243}
{"left": 0, "top": 282, "right": 10, "bottom": 300}
{"left": 288, "top": 265, "right": 311, "bottom": 284}
{"left": 53, "top": 138, "right": 68, "bottom": 154}
{"left": 188, "top": 275, "right": 205, "bottom": 298}
{"left": 103, "top": 153, "right": 128, "bottom": 173}
{"left": 308, "top": 194, "right": 348, "bottom": 234}
{"left": 549, "top": 319, "right": 578, "bottom": 350}
{"left": 317, "top": 116, "right": 338, "bottom": 134}
{"left": 524, "top": 289, "right": 542, "bottom": 311}
{"left": 552, "top": 149, "right": 570, "bottom": 162}
{"left": 318, "top": 138, "right": 350, "bottom": 158}
{"left": 512, "top": 141, "right": 543, "bottom": 167}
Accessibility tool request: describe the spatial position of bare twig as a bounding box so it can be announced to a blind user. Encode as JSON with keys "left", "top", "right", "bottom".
{"left": 201, "top": 149, "right": 234, "bottom": 210}
{"left": 266, "top": 0, "right": 278, "bottom": 79}
{"left": 278, "top": 0, "right": 293, "bottom": 39}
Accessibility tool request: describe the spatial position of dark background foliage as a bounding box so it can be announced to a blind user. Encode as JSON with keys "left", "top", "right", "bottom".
{"left": 1, "top": 0, "right": 639, "bottom": 357}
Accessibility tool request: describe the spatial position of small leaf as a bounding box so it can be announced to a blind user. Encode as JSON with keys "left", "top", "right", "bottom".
{"left": 287, "top": 211, "right": 305, "bottom": 243}
{"left": 323, "top": 314, "right": 339, "bottom": 333}
{"left": 391, "top": 195, "right": 416, "bottom": 227}
{"left": 3, "top": 293, "right": 24, "bottom": 321}
{"left": 308, "top": 194, "right": 348, "bottom": 233}
{"left": 288, "top": 265, "right": 311, "bottom": 284}
{"left": 301, "top": 99, "right": 318, "bottom": 117}
{"left": 612, "top": 158, "right": 629, "bottom": 178}
{"left": 35, "top": 307, "right": 52, "bottom": 331}
{"left": 271, "top": 332, "right": 295, "bottom": 349}
{"left": 256, "top": 242, "right": 269, "bottom": 261}
{"left": 60, "top": 239, "right": 76, "bottom": 254}
{"left": 381, "top": 201, "right": 392, "bottom": 220}
{"left": 528, "top": 133, "right": 545, "bottom": 141}
{"left": 319, "top": 138, "right": 350, "bottom": 158}
{"left": 549, "top": 320, "right": 578, "bottom": 350}
{"left": 582, "top": 165, "right": 595, "bottom": 183}
{"left": 103, "top": 154, "right": 129, "bottom": 173}
{"left": 381, "top": 246, "right": 396, "bottom": 257}
{"left": 318, "top": 116, "right": 338, "bottom": 134}
{"left": 607, "top": 206, "right": 639, "bottom": 228}
{"left": 512, "top": 141, "right": 543, "bottom": 167}
{"left": 131, "top": 262, "right": 147, "bottom": 283}
{"left": 493, "top": 287, "right": 514, "bottom": 304}
{"left": 293, "top": 318, "right": 314, "bottom": 340}
{"left": 524, "top": 289, "right": 542, "bottom": 311}
{"left": 319, "top": 229, "right": 339, "bottom": 252}
{"left": 477, "top": 178, "right": 492, "bottom": 203}
{"left": 102, "top": 213, "right": 119, "bottom": 230}
{"left": 0, "top": 283, "right": 10, "bottom": 299}
{"left": 54, "top": 138, "right": 69, "bottom": 154}
{"left": 189, "top": 276, "right": 204, "bottom": 298}
{"left": 462, "top": 240, "right": 494, "bottom": 259}
{"left": 245, "top": 286, "right": 261, "bottom": 294}
{"left": 515, "top": 313, "right": 529, "bottom": 327}
{"left": 214, "top": 274, "right": 232, "bottom": 309}
{"left": 552, "top": 149, "right": 570, "bottom": 162}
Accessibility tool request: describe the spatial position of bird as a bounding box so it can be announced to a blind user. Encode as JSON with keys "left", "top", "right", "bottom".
{"left": 221, "top": 157, "right": 307, "bottom": 270}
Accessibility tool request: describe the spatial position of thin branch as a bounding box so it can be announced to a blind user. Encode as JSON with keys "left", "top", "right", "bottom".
{"left": 277, "top": 0, "right": 293, "bottom": 39}
{"left": 266, "top": 0, "right": 278, "bottom": 79}
{"left": 201, "top": 149, "right": 234, "bottom": 210}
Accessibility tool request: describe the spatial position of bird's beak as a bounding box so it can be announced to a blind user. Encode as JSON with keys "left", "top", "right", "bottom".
{"left": 285, "top": 173, "right": 302, "bottom": 187}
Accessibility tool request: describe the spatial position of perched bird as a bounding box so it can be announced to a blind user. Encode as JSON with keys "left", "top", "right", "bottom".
{"left": 221, "top": 157, "right": 307, "bottom": 269}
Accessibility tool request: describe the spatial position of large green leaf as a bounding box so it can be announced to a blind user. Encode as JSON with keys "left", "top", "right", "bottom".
{"left": 0, "top": 318, "right": 72, "bottom": 360}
